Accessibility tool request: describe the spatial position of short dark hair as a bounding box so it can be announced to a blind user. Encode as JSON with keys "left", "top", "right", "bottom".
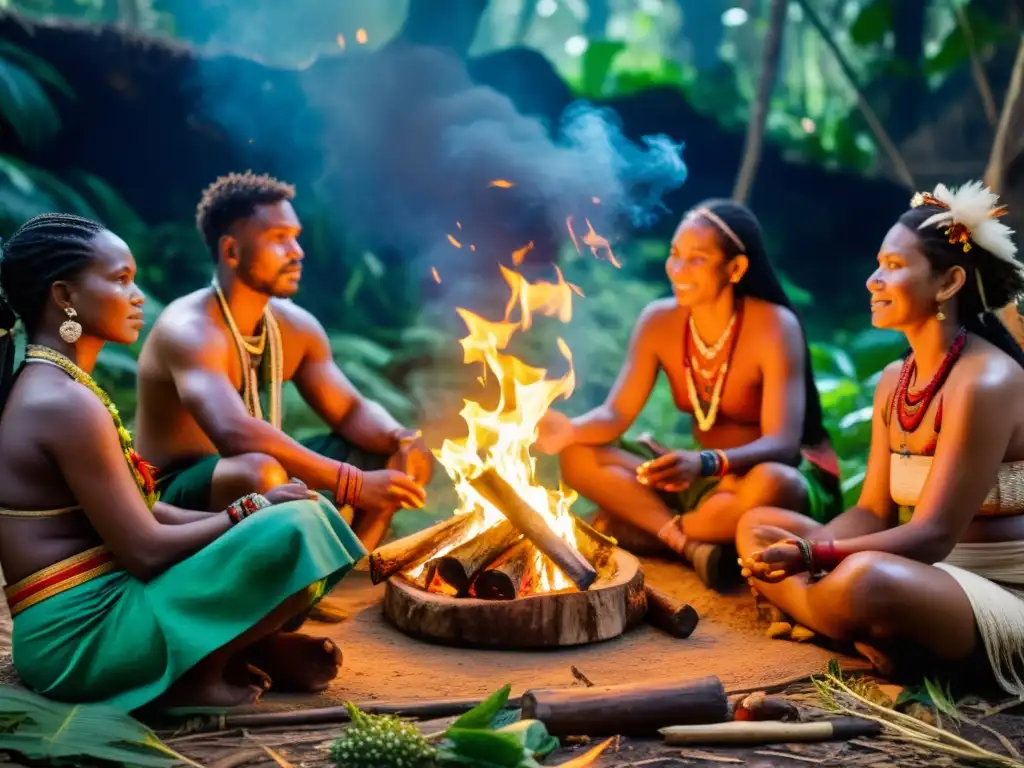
{"left": 195, "top": 171, "right": 295, "bottom": 262}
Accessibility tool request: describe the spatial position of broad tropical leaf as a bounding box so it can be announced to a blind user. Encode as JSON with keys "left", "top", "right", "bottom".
{"left": 0, "top": 41, "right": 70, "bottom": 148}
{"left": 0, "top": 684, "right": 198, "bottom": 767}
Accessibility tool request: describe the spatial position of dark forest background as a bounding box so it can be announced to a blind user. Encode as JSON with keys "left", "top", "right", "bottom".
{"left": 1, "top": 0, "right": 1022, "bottom": 524}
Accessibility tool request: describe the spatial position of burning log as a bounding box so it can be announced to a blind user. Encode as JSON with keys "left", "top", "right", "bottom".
{"left": 368, "top": 509, "right": 484, "bottom": 584}
{"left": 469, "top": 468, "right": 597, "bottom": 592}
{"left": 521, "top": 676, "right": 729, "bottom": 737}
{"left": 644, "top": 584, "right": 700, "bottom": 639}
{"left": 424, "top": 519, "right": 523, "bottom": 596}
{"left": 471, "top": 538, "right": 537, "bottom": 600}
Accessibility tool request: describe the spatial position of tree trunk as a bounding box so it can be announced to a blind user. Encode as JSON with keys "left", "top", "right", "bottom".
{"left": 391, "top": 0, "right": 489, "bottom": 58}
{"left": 732, "top": 0, "right": 787, "bottom": 203}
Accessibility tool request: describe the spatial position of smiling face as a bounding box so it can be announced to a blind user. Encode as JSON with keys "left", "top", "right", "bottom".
{"left": 227, "top": 199, "right": 304, "bottom": 298}
{"left": 867, "top": 222, "right": 964, "bottom": 330}
{"left": 60, "top": 229, "right": 146, "bottom": 345}
{"left": 665, "top": 217, "right": 745, "bottom": 307}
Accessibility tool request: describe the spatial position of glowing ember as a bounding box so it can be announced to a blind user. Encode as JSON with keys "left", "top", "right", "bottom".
{"left": 489, "top": 179, "right": 516, "bottom": 188}
{"left": 447, "top": 233, "right": 463, "bottom": 248}
{"left": 567, "top": 216, "right": 621, "bottom": 268}
{"left": 356, "top": 28, "right": 368, "bottom": 44}
{"left": 336, "top": 33, "right": 345, "bottom": 49}
{"left": 431, "top": 267, "right": 441, "bottom": 284}
{"left": 403, "top": 267, "right": 581, "bottom": 594}
{"left": 511, "top": 241, "right": 534, "bottom": 266}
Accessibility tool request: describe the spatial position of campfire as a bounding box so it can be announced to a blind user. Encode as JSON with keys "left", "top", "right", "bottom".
{"left": 369, "top": 263, "right": 618, "bottom": 602}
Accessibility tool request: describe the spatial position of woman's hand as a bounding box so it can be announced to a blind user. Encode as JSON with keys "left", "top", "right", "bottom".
{"left": 637, "top": 450, "right": 702, "bottom": 492}
{"left": 264, "top": 481, "right": 318, "bottom": 506}
{"left": 740, "top": 527, "right": 810, "bottom": 583}
{"left": 534, "top": 410, "right": 574, "bottom": 455}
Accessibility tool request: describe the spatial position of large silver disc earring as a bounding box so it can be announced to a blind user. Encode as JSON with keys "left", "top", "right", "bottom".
{"left": 59, "top": 306, "right": 82, "bottom": 344}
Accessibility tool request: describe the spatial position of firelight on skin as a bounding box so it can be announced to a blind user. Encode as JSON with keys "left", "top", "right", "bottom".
{"left": 535, "top": 199, "right": 844, "bottom": 590}
{"left": 738, "top": 181, "right": 1024, "bottom": 695}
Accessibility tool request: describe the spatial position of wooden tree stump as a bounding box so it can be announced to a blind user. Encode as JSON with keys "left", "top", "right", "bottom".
{"left": 383, "top": 549, "right": 646, "bottom": 648}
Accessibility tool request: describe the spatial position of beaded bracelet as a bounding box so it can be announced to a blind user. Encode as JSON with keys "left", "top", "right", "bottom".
{"left": 226, "top": 492, "right": 271, "bottom": 525}
{"left": 698, "top": 450, "right": 730, "bottom": 478}
{"left": 334, "top": 463, "right": 364, "bottom": 508}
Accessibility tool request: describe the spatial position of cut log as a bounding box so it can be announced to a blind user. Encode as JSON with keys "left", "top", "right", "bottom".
{"left": 644, "top": 584, "right": 700, "bottom": 639}
{"left": 424, "top": 519, "right": 523, "bottom": 596}
{"left": 383, "top": 548, "right": 646, "bottom": 648}
{"left": 469, "top": 468, "right": 597, "bottom": 591}
{"left": 521, "top": 676, "right": 728, "bottom": 737}
{"left": 572, "top": 515, "right": 617, "bottom": 580}
{"left": 471, "top": 538, "right": 537, "bottom": 599}
{"left": 368, "top": 509, "right": 483, "bottom": 584}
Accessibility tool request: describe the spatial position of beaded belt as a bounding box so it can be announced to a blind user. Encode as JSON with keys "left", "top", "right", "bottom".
{"left": 4, "top": 546, "right": 120, "bottom": 617}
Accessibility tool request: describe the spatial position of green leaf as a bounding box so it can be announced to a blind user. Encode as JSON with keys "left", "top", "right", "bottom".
{"left": 0, "top": 42, "right": 70, "bottom": 148}
{"left": 496, "top": 719, "right": 559, "bottom": 758}
{"left": 0, "top": 685, "right": 196, "bottom": 767}
{"left": 0, "top": 40, "right": 75, "bottom": 99}
{"left": 849, "top": 0, "right": 892, "bottom": 47}
{"left": 451, "top": 683, "right": 512, "bottom": 730}
{"left": 443, "top": 728, "right": 527, "bottom": 767}
{"left": 329, "top": 332, "right": 394, "bottom": 368}
{"left": 66, "top": 170, "right": 148, "bottom": 236}
{"left": 579, "top": 40, "right": 627, "bottom": 99}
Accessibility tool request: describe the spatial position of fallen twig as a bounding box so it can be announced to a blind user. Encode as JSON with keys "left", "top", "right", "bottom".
{"left": 754, "top": 749, "right": 825, "bottom": 763}
{"left": 571, "top": 666, "right": 595, "bottom": 687}
{"left": 675, "top": 751, "right": 742, "bottom": 764}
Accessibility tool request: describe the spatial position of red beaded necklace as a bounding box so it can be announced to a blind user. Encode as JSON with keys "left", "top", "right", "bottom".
{"left": 893, "top": 326, "right": 967, "bottom": 433}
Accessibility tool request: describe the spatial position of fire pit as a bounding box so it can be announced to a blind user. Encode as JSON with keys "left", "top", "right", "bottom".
{"left": 369, "top": 263, "right": 698, "bottom": 648}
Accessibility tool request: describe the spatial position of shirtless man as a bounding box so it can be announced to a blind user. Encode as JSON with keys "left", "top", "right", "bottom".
{"left": 135, "top": 172, "right": 432, "bottom": 557}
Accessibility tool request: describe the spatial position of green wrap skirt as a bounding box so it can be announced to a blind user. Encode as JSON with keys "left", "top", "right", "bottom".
{"left": 9, "top": 495, "right": 365, "bottom": 712}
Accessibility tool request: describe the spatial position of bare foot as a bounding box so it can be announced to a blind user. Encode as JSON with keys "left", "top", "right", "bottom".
{"left": 247, "top": 632, "right": 343, "bottom": 692}
{"left": 159, "top": 676, "right": 263, "bottom": 709}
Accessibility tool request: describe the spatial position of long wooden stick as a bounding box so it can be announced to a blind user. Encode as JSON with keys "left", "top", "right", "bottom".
{"left": 216, "top": 695, "right": 523, "bottom": 730}
{"left": 644, "top": 584, "right": 700, "bottom": 639}
{"left": 661, "top": 717, "right": 881, "bottom": 745}
{"left": 469, "top": 468, "right": 597, "bottom": 591}
{"left": 732, "top": 0, "right": 788, "bottom": 203}
{"left": 794, "top": 0, "right": 916, "bottom": 190}
{"left": 952, "top": 0, "right": 998, "bottom": 127}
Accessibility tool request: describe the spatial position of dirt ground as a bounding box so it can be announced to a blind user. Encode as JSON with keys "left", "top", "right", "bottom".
{"left": 2, "top": 559, "right": 1023, "bottom": 767}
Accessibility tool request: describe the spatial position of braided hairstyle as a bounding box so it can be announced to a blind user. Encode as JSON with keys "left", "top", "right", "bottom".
{"left": 686, "top": 199, "right": 829, "bottom": 447}
{"left": 899, "top": 203, "right": 1024, "bottom": 369}
{"left": 0, "top": 213, "right": 106, "bottom": 412}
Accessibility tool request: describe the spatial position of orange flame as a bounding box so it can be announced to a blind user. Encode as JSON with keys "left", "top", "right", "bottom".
{"left": 404, "top": 267, "right": 581, "bottom": 593}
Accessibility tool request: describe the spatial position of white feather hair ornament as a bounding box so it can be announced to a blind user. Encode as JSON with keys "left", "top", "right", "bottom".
{"left": 910, "top": 181, "right": 1018, "bottom": 264}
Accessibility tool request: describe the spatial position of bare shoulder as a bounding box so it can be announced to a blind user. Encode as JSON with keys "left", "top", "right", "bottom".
{"left": 953, "top": 337, "right": 1024, "bottom": 407}
{"left": 873, "top": 359, "right": 904, "bottom": 407}
{"left": 636, "top": 297, "right": 680, "bottom": 332}
{"left": 268, "top": 298, "right": 325, "bottom": 336}
{"left": 146, "top": 290, "right": 228, "bottom": 363}
{"left": 745, "top": 297, "right": 802, "bottom": 340}
{"left": 20, "top": 369, "right": 114, "bottom": 442}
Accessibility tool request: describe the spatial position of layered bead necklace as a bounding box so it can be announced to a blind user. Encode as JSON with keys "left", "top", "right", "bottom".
{"left": 891, "top": 326, "right": 966, "bottom": 456}
{"left": 212, "top": 277, "right": 284, "bottom": 429}
{"left": 683, "top": 300, "right": 743, "bottom": 432}
{"left": 25, "top": 345, "right": 159, "bottom": 509}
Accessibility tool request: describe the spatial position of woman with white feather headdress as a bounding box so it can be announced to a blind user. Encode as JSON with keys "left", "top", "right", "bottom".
{"left": 737, "top": 180, "right": 1024, "bottom": 696}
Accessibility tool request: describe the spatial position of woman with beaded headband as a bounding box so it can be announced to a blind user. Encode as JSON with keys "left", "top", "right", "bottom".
{"left": 739, "top": 182, "right": 1024, "bottom": 695}
{"left": 536, "top": 199, "right": 843, "bottom": 589}
{"left": 0, "top": 213, "right": 367, "bottom": 711}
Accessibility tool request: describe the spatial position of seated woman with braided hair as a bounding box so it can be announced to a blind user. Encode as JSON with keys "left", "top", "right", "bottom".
{"left": 739, "top": 182, "right": 1024, "bottom": 695}
{"left": 536, "top": 200, "right": 843, "bottom": 589}
{"left": 0, "top": 213, "right": 366, "bottom": 711}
